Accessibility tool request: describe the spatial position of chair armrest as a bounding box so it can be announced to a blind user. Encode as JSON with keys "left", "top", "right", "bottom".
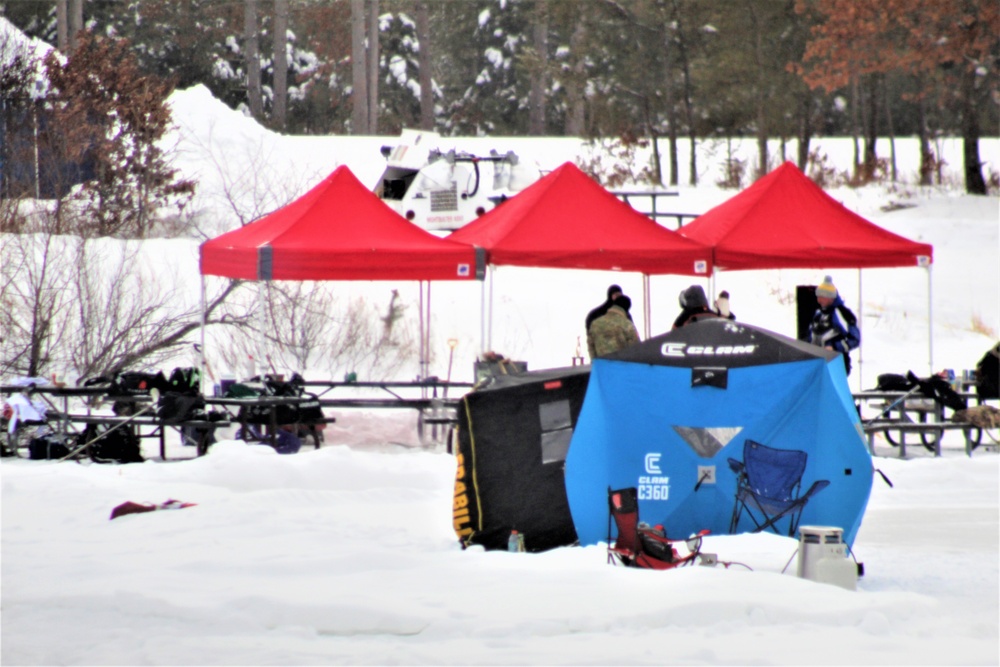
{"left": 727, "top": 458, "right": 744, "bottom": 474}
{"left": 801, "top": 479, "right": 831, "bottom": 501}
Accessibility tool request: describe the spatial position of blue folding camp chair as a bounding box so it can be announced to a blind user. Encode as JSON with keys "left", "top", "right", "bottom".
{"left": 728, "top": 439, "right": 830, "bottom": 537}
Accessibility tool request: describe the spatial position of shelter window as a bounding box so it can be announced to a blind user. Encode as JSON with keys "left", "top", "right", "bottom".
{"left": 539, "top": 400, "right": 573, "bottom": 464}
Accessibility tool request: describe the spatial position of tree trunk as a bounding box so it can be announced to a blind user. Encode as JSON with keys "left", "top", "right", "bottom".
{"left": 918, "top": 96, "right": 933, "bottom": 186}
{"left": 415, "top": 1, "right": 434, "bottom": 130}
{"left": 961, "top": 66, "right": 987, "bottom": 195}
{"left": 272, "top": 0, "right": 288, "bottom": 130}
{"left": 350, "top": 0, "right": 369, "bottom": 134}
{"left": 565, "top": 20, "right": 586, "bottom": 136}
{"left": 528, "top": 0, "right": 548, "bottom": 136}
{"left": 881, "top": 74, "right": 896, "bottom": 182}
{"left": 748, "top": 2, "right": 768, "bottom": 179}
{"left": 850, "top": 76, "right": 860, "bottom": 181}
{"left": 56, "top": 0, "right": 68, "bottom": 52}
{"left": 244, "top": 0, "right": 263, "bottom": 119}
{"left": 863, "top": 74, "right": 878, "bottom": 181}
{"left": 367, "top": 0, "right": 379, "bottom": 134}
{"left": 69, "top": 0, "right": 83, "bottom": 53}
{"left": 669, "top": 0, "right": 697, "bottom": 185}
{"left": 797, "top": 91, "right": 812, "bottom": 171}
{"left": 662, "top": 4, "right": 678, "bottom": 186}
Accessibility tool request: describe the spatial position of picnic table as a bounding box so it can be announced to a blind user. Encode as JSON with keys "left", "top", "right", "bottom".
{"left": 203, "top": 395, "right": 335, "bottom": 450}
{"left": 853, "top": 388, "right": 997, "bottom": 458}
{"left": 3, "top": 377, "right": 478, "bottom": 458}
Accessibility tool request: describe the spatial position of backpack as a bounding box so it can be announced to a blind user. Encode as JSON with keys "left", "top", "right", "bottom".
{"left": 906, "top": 372, "right": 968, "bottom": 412}
{"left": 28, "top": 434, "right": 73, "bottom": 460}
{"left": 118, "top": 371, "right": 167, "bottom": 395}
{"left": 82, "top": 425, "right": 144, "bottom": 464}
{"left": 167, "top": 367, "right": 202, "bottom": 395}
{"left": 876, "top": 373, "right": 914, "bottom": 392}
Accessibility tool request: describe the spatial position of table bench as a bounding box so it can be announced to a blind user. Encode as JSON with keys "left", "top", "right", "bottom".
{"left": 854, "top": 389, "right": 997, "bottom": 458}
{"left": 861, "top": 420, "right": 984, "bottom": 457}
{"left": 48, "top": 412, "right": 230, "bottom": 459}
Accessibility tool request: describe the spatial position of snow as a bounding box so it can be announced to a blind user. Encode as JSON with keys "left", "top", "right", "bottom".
{"left": 3, "top": 80, "right": 999, "bottom": 665}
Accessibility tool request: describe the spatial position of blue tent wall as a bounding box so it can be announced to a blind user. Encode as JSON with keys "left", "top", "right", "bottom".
{"left": 564, "top": 320, "right": 873, "bottom": 547}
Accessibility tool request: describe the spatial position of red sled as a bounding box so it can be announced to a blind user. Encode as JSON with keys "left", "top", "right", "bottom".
{"left": 110, "top": 499, "right": 196, "bottom": 520}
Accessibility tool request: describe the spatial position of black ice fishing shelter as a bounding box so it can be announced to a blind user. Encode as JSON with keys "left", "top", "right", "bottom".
{"left": 452, "top": 366, "right": 590, "bottom": 552}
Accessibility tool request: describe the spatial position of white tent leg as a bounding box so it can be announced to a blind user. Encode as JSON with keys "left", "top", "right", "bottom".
{"left": 256, "top": 281, "right": 267, "bottom": 379}
{"left": 419, "top": 281, "right": 432, "bottom": 387}
{"left": 480, "top": 270, "right": 487, "bottom": 356}
{"left": 642, "top": 274, "right": 651, "bottom": 339}
{"left": 858, "top": 268, "right": 863, "bottom": 393}
{"left": 927, "top": 265, "right": 933, "bottom": 374}
{"left": 421, "top": 281, "right": 431, "bottom": 386}
{"left": 200, "top": 276, "right": 207, "bottom": 394}
{"left": 487, "top": 265, "right": 495, "bottom": 353}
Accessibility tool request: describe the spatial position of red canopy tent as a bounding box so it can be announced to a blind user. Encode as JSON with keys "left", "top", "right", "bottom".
{"left": 680, "top": 161, "right": 935, "bottom": 377}
{"left": 447, "top": 162, "right": 713, "bottom": 340}
{"left": 678, "top": 161, "right": 933, "bottom": 270}
{"left": 201, "top": 166, "right": 482, "bottom": 281}
{"left": 199, "top": 165, "right": 484, "bottom": 380}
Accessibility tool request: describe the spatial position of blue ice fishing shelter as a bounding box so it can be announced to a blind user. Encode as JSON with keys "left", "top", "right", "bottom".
{"left": 564, "top": 319, "right": 872, "bottom": 547}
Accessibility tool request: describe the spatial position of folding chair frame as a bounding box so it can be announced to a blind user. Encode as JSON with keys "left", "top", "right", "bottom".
{"left": 607, "top": 487, "right": 707, "bottom": 570}
{"left": 728, "top": 439, "right": 830, "bottom": 537}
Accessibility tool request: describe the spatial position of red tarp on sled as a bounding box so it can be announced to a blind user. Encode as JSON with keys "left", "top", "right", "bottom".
{"left": 446, "top": 162, "right": 713, "bottom": 276}
{"left": 679, "top": 161, "right": 933, "bottom": 270}
{"left": 199, "top": 166, "right": 482, "bottom": 281}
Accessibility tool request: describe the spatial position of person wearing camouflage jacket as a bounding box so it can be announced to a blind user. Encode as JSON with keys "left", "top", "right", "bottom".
{"left": 588, "top": 295, "right": 641, "bottom": 359}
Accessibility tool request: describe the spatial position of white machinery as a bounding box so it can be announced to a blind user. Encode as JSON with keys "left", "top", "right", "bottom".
{"left": 796, "top": 525, "right": 857, "bottom": 591}
{"left": 375, "top": 130, "right": 542, "bottom": 232}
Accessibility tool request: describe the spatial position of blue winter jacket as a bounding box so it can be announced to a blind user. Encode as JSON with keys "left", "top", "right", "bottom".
{"left": 804, "top": 296, "right": 861, "bottom": 355}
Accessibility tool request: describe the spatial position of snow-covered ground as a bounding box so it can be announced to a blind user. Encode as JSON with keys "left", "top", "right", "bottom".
{"left": 2, "top": 80, "right": 998, "bottom": 665}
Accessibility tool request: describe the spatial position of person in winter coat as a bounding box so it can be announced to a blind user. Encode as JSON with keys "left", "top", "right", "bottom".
{"left": 801, "top": 275, "right": 861, "bottom": 376}
{"left": 586, "top": 284, "right": 633, "bottom": 359}
{"left": 589, "top": 294, "right": 641, "bottom": 359}
{"left": 672, "top": 285, "right": 723, "bottom": 329}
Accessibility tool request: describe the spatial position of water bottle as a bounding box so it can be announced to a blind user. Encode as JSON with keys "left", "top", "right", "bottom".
{"left": 508, "top": 529, "right": 524, "bottom": 553}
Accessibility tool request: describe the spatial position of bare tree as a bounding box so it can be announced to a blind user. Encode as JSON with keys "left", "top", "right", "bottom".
{"left": 262, "top": 282, "right": 340, "bottom": 372}
{"left": 0, "top": 229, "right": 75, "bottom": 379}
{"left": 214, "top": 282, "right": 414, "bottom": 381}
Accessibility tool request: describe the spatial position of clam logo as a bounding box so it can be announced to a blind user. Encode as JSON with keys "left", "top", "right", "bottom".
{"left": 644, "top": 453, "right": 662, "bottom": 474}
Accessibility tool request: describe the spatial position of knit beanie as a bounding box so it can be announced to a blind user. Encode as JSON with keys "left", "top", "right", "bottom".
{"left": 607, "top": 284, "right": 623, "bottom": 300}
{"left": 816, "top": 276, "right": 838, "bottom": 299}
{"left": 614, "top": 295, "right": 632, "bottom": 312}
